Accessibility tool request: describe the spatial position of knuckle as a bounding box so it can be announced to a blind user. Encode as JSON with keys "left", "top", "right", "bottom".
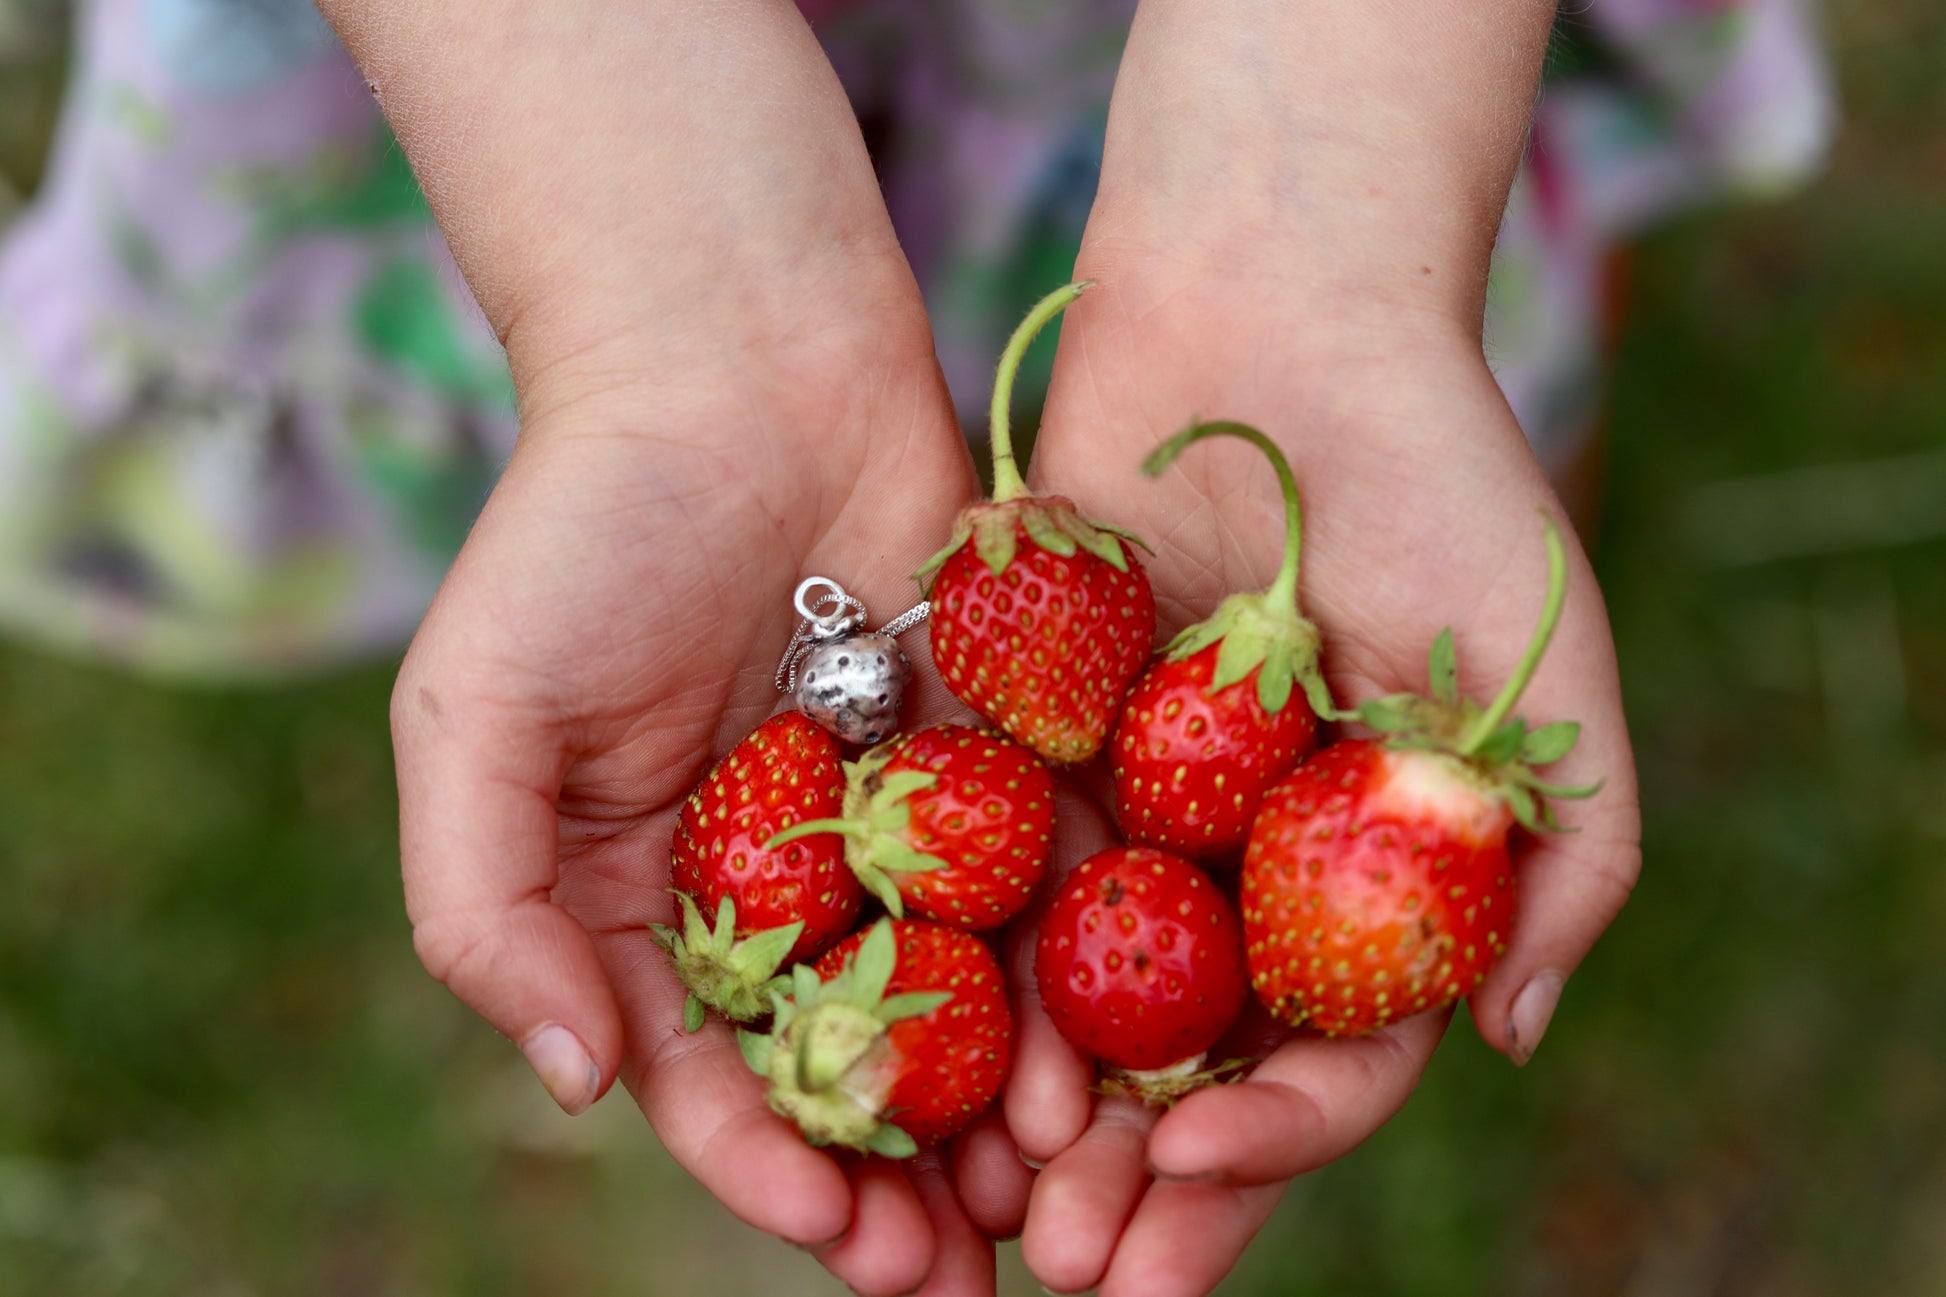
{"left": 409, "top": 906, "right": 499, "bottom": 992}
{"left": 389, "top": 662, "right": 443, "bottom": 748}
{"left": 1588, "top": 839, "right": 1643, "bottom": 918}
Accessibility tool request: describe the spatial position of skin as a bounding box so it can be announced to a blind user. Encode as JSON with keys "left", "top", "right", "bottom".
{"left": 320, "top": 0, "right": 1643, "bottom": 1292}
{"left": 1002, "top": 4, "right": 1642, "bottom": 1293}
{"left": 314, "top": 3, "right": 1000, "bottom": 1291}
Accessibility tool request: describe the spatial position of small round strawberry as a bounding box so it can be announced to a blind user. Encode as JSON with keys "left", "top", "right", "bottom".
{"left": 1114, "top": 421, "right": 1337, "bottom": 860}
{"left": 655, "top": 711, "right": 862, "bottom": 1028}
{"left": 740, "top": 919, "right": 1013, "bottom": 1155}
{"left": 1035, "top": 847, "right": 1249, "bottom": 1104}
{"left": 1242, "top": 516, "right": 1600, "bottom": 1036}
{"left": 767, "top": 723, "right": 1055, "bottom": 929}
{"left": 916, "top": 282, "right": 1158, "bottom": 765}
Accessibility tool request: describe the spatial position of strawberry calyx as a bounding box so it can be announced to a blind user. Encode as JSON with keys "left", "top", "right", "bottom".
{"left": 1143, "top": 421, "right": 1338, "bottom": 721}
{"left": 916, "top": 494, "right": 1146, "bottom": 593}
{"left": 737, "top": 919, "right": 951, "bottom": 1158}
{"left": 914, "top": 281, "right": 1148, "bottom": 593}
{"left": 650, "top": 892, "right": 806, "bottom": 1032}
{"left": 763, "top": 747, "right": 949, "bottom": 919}
{"left": 1095, "top": 1053, "right": 1253, "bottom": 1108}
{"left": 1355, "top": 514, "right": 1601, "bottom": 834}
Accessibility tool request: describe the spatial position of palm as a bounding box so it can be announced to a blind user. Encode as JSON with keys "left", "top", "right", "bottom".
{"left": 998, "top": 271, "right": 1641, "bottom": 1294}
{"left": 391, "top": 330, "right": 1027, "bottom": 1290}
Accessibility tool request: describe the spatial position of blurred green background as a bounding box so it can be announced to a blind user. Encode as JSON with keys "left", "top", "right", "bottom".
{"left": 4, "top": 5, "right": 1944, "bottom": 1295}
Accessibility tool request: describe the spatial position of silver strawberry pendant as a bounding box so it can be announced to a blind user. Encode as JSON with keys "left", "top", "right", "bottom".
{"left": 775, "top": 578, "right": 928, "bottom": 745}
{"left": 795, "top": 632, "right": 910, "bottom": 745}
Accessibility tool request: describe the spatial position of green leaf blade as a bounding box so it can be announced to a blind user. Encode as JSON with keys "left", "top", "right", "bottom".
{"left": 738, "top": 1029, "right": 772, "bottom": 1077}
{"left": 1521, "top": 721, "right": 1582, "bottom": 765}
{"left": 851, "top": 920, "right": 898, "bottom": 1006}
{"left": 865, "top": 1125, "right": 919, "bottom": 1159}
{"left": 1428, "top": 629, "right": 1458, "bottom": 704}
{"left": 875, "top": 991, "right": 952, "bottom": 1023}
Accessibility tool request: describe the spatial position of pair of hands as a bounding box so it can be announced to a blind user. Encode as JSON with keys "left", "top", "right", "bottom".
{"left": 349, "top": 2, "right": 1641, "bottom": 1293}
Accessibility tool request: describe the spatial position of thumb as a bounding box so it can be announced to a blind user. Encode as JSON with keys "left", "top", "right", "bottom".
{"left": 391, "top": 672, "right": 623, "bottom": 1115}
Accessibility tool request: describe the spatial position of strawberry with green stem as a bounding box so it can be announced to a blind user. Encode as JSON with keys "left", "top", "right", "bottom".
{"left": 917, "top": 282, "right": 1157, "bottom": 765}
{"left": 1242, "top": 514, "right": 1600, "bottom": 1035}
{"left": 766, "top": 723, "right": 1054, "bottom": 930}
{"left": 655, "top": 711, "right": 861, "bottom": 1030}
{"left": 740, "top": 918, "right": 1012, "bottom": 1156}
{"left": 1113, "top": 420, "right": 1338, "bottom": 858}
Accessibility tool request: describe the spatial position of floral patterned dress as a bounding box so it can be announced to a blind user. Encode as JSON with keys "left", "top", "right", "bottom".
{"left": 0, "top": 0, "right": 1831, "bottom": 676}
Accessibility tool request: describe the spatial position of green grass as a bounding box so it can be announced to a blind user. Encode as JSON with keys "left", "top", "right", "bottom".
{"left": 3, "top": 7, "right": 1944, "bottom": 1295}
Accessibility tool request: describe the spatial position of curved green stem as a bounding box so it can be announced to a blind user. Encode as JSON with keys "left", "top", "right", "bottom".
{"left": 990, "top": 281, "right": 1090, "bottom": 502}
{"left": 1457, "top": 513, "right": 1570, "bottom": 756}
{"left": 1143, "top": 420, "right": 1305, "bottom": 610}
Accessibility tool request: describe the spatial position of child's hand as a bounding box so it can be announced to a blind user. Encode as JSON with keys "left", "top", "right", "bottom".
{"left": 390, "top": 338, "right": 1000, "bottom": 1292}
{"left": 999, "top": 274, "right": 1639, "bottom": 1291}
{"left": 320, "top": 1, "right": 1025, "bottom": 1288}
{"left": 996, "top": 2, "right": 1640, "bottom": 1287}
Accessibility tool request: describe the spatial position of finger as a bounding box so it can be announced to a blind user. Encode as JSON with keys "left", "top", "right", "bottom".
{"left": 1002, "top": 970, "right": 1097, "bottom": 1165}
{"left": 1020, "top": 1098, "right": 1156, "bottom": 1295}
{"left": 1468, "top": 581, "right": 1642, "bottom": 1066}
{"left": 1470, "top": 815, "right": 1640, "bottom": 1064}
{"left": 1098, "top": 1180, "right": 1286, "bottom": 1297}
{"left": 949, "top": 1108, "right": 1035, "bottom": 1240}
{"left": 600, "top": 927, "right": 857, "bottom": 1247}
{"left": 1146, "top": 1010, "right": 1445, "bottom": 1185}
{"left": 393, "top": 664, "right": 623, "bottom": 1116}
{"left": 907, "top": 1150, "right": 999, "bottom": 1297}
{"left": 812, "top": 1155, "right": 937, "bottom": 1297}
{"left": 1004, "top": 785, "right": 1117, "bottom": 1162}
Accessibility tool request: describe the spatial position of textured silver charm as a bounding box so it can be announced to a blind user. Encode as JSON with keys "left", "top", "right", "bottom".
{"left": 776, "top": 576, "right": 928, "bottom": 744}
{"left": 794, "top": 631, "right": 912, "bottom": 746}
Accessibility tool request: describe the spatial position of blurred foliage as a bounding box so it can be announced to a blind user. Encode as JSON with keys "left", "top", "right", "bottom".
{"left": 3, "top": 3, "right": 1945, "bottom": 1295}
{"left": 0, "top": 0, "right": 66, "bottom": 210}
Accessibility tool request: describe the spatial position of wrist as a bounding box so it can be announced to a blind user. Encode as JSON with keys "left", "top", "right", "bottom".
{"left": 318, "top": 0, "right": 914, "bottom": 401}
{"left": 502, "top": 286, "right": 958, "bottom": 534}
{"left": 1089, "top": 0, "right": 1555, "bottom": 333}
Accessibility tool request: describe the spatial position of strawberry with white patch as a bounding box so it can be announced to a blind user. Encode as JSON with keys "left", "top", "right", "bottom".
{"left": 1242, "top": 516, "right": 1600, "bottom": 1035}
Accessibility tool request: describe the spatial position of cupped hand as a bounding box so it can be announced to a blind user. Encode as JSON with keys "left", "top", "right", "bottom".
{"left": 998, "top": 257, "right": 1642, "bottom": 1294}
{"left": 984, "top": 1, "right": 1636, "bottom": 1287}
{"left": 321, "top": 0, "right": 1044, "bottom": 1284}
{"left": 390, "top": 284, "right": 1022, "bottom": 1292}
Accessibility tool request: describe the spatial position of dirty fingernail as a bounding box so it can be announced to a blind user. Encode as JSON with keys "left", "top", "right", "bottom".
{"left": 521, "top": 1023, "right": 601, "bottom": 1115}
{"left": 1507, "top": 971, "right": 1565, "bottom": 1066}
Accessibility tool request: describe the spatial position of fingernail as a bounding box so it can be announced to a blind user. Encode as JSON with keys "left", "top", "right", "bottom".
{"left": 791, "top": 1225, "right": 851, "bottom": 1255}
{"left": 1149, "top": 1166, "right": 1223, "bottom": 1185}
{"left": 1019, "top": 1149, "right": 1046, "bottom": 1171}
{"left": 521, "top": 1023, "right": 600, "bottom": 1115}
{"left": 1041, "top": 1287, "right": 1095, "bottom": 1296}
{"left": 1507, "top": 971, "right": 1565, "bottom": 1066}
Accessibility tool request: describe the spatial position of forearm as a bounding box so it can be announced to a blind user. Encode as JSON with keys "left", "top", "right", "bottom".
{"left": 1090, "top": 0, "right": 1556, "bottom": 334}
{"left": 313, "top": 0, "right": 906, "bottom": 403}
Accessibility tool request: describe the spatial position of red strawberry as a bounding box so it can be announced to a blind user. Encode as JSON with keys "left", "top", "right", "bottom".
{"left": 767, "top": 723, "right": 1055, "bottom": 929}
{"left": 916, "top": 283, "right": 1157, "bottom": 765}
{"left": 1035, "top": 847, "right": 1249, "bottom": 1104}
{"left": 740, "top": 918, "right": 1013, "bottom": 1155}
{"left": 655, "top": 711, "right": 862, "bottom": 1028}
{"left": 1242, "top": 516, "right": 1600, "bottom": 1035}
{"left": 1114, "top": 421, "right": 1336, "bottom": 859}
